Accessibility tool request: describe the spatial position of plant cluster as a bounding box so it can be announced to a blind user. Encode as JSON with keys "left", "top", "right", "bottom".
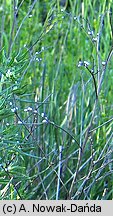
{"left": 0, "top": 0, "right": 113, "bottom": 200}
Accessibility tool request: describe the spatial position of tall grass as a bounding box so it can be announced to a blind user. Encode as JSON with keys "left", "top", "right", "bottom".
{"left": 0, "top": 0, "right": 113, "bottom": 200}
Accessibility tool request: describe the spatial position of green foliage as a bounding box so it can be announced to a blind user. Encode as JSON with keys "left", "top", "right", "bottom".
{"left": 0, "top": 0, "right": 113, "bottom": 200}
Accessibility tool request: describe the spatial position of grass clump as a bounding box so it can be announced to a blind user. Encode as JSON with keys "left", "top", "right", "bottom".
{"left": 0, "top": 0, "right": 113, "bottom": 200}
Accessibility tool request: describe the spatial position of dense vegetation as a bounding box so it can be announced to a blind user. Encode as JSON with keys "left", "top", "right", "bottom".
{"left": 0, "top": 0, "right": 113, "bottom": 200}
